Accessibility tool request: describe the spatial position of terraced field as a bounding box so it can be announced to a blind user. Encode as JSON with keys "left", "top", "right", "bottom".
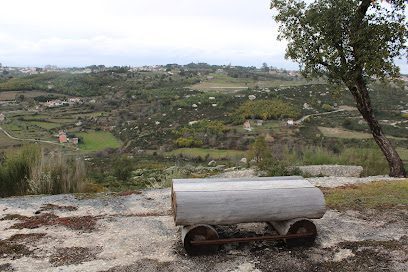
{"left": 76, "top": 131, "right": 122, "bottom": 152}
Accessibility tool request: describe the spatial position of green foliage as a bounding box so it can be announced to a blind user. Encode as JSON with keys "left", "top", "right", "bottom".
{"left": 299, "top": 146, "right": 340, "bottom": 165}
{"left": 271, "top": 0, "right": 407, "bottom": 177}
{"left": 402, "top": 113, "right": 408, "bottom": 119}
{"left": 0, "top": 145, "right": 40, "bottom": 197}
{"left": 77, "top": 131, "right": 122, "bottom": 152}
{"left": 113, "top": 156, "right": 134, "bottom": 181}
{"left": 234, "top": 99, "right": 300, "bottom": 121}
{"left": 175, "top": 120, "right": 228, "bottom": 148}
{"left": 173, "top": 92, "right": 229, "bottom": 108}
{"left": 252, "top": 142, "right": 303, "bottom": 176}
{"left": 29, "top": 151, "right": 87, "bottom": 195}
{"left": 247, "top": 136, "right": 271, "bottom": 163}
{"left": 177, "top": 120, "right": 227, "bottom": 136}
{"left": 0, "top": 72, "right": 119, "bottom": 96}
{"left": 271, "top": 0, "right": 406, "bottom": 81}
{"left": 339, "top": 147, "right": 389, "bottom": 176}
{"left": 321, "top": 103, "right": 333, "bottom": 111}
{"left": 175, "top": 137, "right": 203, "bottom": 148}
{"left": 33, "top": 94, "right": 61, "bottom": 102}
{"left": 165, "top": 148, "right": 245, "bottom": 160}
{"left": 260, "top": 158, "right": 303, "bottom": 177}
{"left": 0, "top": 145, "right": 89, "bottom": 197}
{"left": 291, "top": 146, "right": 389, "bottom": 176}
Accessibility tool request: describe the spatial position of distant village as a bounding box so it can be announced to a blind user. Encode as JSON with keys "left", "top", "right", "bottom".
{"left": 0, "top": 63, "right": 168, "bottom": 75}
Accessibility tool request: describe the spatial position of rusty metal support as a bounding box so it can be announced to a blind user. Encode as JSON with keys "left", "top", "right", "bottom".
{"left": 190, "top": 232, "right": 314, "bottom": 246}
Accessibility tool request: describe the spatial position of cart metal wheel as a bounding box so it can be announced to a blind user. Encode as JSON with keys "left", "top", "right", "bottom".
{"left": 182, "top": 224, "right": 219, "bottom": 255}
{"left": 285, "top": 219, "right": 317, "bottom": 248}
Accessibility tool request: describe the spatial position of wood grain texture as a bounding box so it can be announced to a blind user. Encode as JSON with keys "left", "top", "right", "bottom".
{"left": 172, "top": 177, "right": 326, "bottom": 226}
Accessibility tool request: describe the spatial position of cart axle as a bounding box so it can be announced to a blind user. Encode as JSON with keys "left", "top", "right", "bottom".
{"left": 190, "top": 232, "right": 315, "bottom": 246}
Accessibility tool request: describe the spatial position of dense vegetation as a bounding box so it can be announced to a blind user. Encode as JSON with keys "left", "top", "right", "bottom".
{"left": 234, "top": 99, "right": 300, "bottom": 122}
{"left": 0, "top": 63, "right": 407, "bottom": 196}
{"left": 0, "top": 145, "right": 87, "bottom": 197}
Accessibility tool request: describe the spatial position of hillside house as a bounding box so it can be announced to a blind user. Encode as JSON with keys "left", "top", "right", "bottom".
{"left": 58, "top": 131, "right": 67, "bottom": 143}
{"left": 0, "top": 113, "right": 5, "bottom": 123}
{"left": 71, "top": 138, "right": 79, "bottom": 145}
{"left": 68, "top": 98, "right": 81, "bottom": 104}
{"left": 45, "top": 99, "right": 67, "bottom": 108}
{"left": 287, "top": 119, "right": 294, "bottom": 127}
{"left": 243, "top": 120, "right": 252, "bottom": 131}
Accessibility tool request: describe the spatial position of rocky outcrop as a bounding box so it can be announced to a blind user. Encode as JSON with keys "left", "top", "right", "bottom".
{"left": 298, "top": 165, "right": 363, "bottom": 177}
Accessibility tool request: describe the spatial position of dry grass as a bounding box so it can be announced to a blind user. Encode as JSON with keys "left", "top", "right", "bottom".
{"left": 29, "top": 151, "right": 87, "bottom": 195}
{"left": 318, "top": 126, "right": 407, "bottom": 141}
{"left": 324, "top": 180, "right": 408, "bottom": 211}
{"left": 318, "top": 126, "right": 372, "bottom": 139}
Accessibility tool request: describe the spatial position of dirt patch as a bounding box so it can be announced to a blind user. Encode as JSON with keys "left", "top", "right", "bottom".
{"left": 7, "top": 233, "right": 47, "bottom": 244}
{"left": 0, "top": 233, "right": 46, "bottom": 260}
{"left": 122, "top": 210, "right": 173, "bottom": 217}
{"left": 0, "top": 263, "right": 14, "bottom": 271}
{"left": 49, "top": 246, "right": 102, "bottom": 267}
{"left": 319, "top": 248, "right": 394, "bottom": 272}
{"left": 1, "top": 214, "right": 28, "bottom": 221}
{"left": 5, "top": 213, "right": 98, "bottom": 232}
{"left": 339, "top": 237, "right": 408, "bottom": 251}
{"left": 0, "top": 240, "right": 32, "bottom": 259}
{"left": 102, "top": 258, "right": 175, "bottom": 272}
{"left": 35, "top": 203, "right": 78, "bottom": 213}
{"left": 115, "top": 190, "right": 142, "bottom": 197}
{"left": 250, "top": 236, "right": 408, "bottom": 272}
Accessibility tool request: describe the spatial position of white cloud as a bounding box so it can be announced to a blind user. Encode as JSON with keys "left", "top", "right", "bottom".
{"left": 0, "top": 0, "right": 295, "bottom": 67}
{"left": 0, "top": 0, "right": 404, "bottom": 73}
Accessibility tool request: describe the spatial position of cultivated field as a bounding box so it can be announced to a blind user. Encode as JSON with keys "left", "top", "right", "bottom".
{"left": 76, "top": 131, "right": 122, "bottom": 152}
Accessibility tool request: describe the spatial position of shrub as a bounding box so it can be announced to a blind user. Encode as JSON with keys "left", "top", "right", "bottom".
{"left": 321, "top": 103, "right": 334, "bottom": 111}
{"left": 0, "top": 145, "right": 89, "bottom": 197}
{"left": 175, "top": 120, "right": 227, "bottom": 148}
{"left": 113, "top": 156, "right": 134, "bottom": 181}
{"left": 247, "top": 136, "right": 270, "bottom": 163}
{"left": 338, "top": 148, "right": 388, "bottom": 176}
{"left": 233, "top": 99, "right": 300, "bottom": 121}
{"left": 29, "top": 151, "right": 87, "bottom": 195}
{"left": 175, "top": 137, "right": 203, "bottom": 148}
{"left": 300, "top": 146, "right": 339, "bottom": 165}
{"left": 0, "top": 145, "right": 40, "bottom": 197}
{"left": 256, "top": 155, "right": 303, "bottom": 177}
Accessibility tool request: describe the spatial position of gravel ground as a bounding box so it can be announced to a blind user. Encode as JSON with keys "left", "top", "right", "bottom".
{"left": 0, "top": 176, "right": 407, "bottom": 272}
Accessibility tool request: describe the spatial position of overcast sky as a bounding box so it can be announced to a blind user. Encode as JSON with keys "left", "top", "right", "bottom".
{"left": 0, "top": 0, "right": 406, "bottom": 72}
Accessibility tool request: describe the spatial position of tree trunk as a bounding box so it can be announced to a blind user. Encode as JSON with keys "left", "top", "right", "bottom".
{"left": 347, "top": 77, "right": 406, "bottom": 177}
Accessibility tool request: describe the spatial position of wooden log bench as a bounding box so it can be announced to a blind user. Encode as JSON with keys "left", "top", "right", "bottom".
{"left": 171, "top": 176, "right": 326, "bottom": 255}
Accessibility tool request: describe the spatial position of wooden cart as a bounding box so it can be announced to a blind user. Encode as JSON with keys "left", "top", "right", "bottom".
{"left": 171, "top": 176, "right": 326, "bottom": 255}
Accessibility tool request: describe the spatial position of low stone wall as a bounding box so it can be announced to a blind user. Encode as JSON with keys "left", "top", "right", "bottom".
{"left": 298, "top": 165, "right": 363, "bottom": 177}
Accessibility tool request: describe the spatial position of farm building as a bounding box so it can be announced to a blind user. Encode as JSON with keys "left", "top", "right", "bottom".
{"left": 243, "top": 120, "right": 252, "bottom": 131}
{"left": 58, "top": 131, "right": 68, "bottom": 143}
{"left": 287, "top": 119, "right": 294, "bottom": 126}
